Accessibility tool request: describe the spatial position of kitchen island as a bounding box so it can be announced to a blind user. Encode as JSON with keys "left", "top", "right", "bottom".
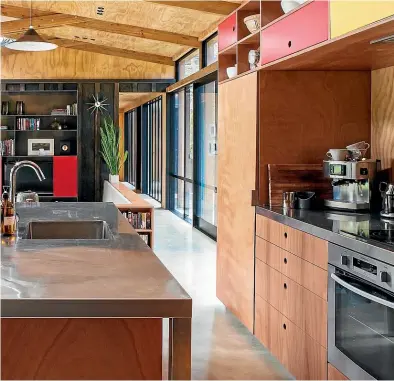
{"left": 1, "top": 202, "right": 192, "bottom": 380}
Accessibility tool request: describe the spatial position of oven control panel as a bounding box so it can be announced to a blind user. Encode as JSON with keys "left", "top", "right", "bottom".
{"left": 329, "top": 243, "right": 393, "bottom": 292}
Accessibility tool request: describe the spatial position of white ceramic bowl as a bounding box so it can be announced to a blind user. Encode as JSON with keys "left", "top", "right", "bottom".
{"left": 281, "top": 0, "right": 306, "bottom": 13}
{"left": 226, "top": 65, "right": 237, "bottom": 79}
{"left": 244, "top": 14, "right": 260, "bottom": 34}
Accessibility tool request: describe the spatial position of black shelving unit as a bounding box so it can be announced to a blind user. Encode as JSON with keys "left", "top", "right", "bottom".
{"left": 1, "top": 85, "right": 79, "bottom": 199}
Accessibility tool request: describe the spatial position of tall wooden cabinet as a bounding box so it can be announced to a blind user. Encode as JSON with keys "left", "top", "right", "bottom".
{"left": 216, "top": 72, "right": 258, "bottom": 332}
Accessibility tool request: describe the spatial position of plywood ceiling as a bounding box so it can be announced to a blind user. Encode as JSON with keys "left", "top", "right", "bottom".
{"left": 1, "top": 0, "right": 239, "bottom": 68}
{"left": 119, "top": 92, "right": 163, "bottom": 111}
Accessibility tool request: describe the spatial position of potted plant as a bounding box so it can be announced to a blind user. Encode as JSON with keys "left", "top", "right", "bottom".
{"left": 100, "top": 117, "right": 128, "bottom": 183}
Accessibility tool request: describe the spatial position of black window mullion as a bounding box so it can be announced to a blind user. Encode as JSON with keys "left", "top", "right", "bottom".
{"left": 159, "top": 98, "right": 162, "bottom": 202}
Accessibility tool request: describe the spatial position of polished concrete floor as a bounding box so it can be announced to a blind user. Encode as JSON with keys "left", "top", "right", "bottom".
{"left": 152, "top": 208, "right": 292, "bottom": 380}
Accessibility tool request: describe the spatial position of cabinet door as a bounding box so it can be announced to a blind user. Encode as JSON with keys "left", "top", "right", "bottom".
{"left": 53, "top": 156, "right": 78, "bottom": 197}
{"left": 328, "top": 363, "right": 349, "bottom": 380}
{"left": 217, "top": 73, "right": 258, "bottom": 332}
{"left": 331, "top": 1, "right": 394, "bottom": 38}
{"left": 218, "top": 13, "right": 237, "bottom": 51}
{"left": 260, "top": 0, "right": 329, "bottom": 64}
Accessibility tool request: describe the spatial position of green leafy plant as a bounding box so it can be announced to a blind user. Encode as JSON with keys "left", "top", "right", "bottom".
{"left": 100, "top": 117, "right": 128, "bottom": 175}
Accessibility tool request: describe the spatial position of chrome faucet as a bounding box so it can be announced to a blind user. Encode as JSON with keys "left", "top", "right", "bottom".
{"left": 9, "top": 161, "right": 46, "bottom": 204}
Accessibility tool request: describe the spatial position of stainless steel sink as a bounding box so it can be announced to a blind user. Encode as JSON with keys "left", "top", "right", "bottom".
{"left": 24, "top": 220, "right": 112, "bottom": 240}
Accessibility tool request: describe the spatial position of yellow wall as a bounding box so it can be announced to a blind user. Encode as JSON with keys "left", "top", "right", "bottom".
{"left": 330, "top": 1, "right": 394, "bottom": 38}
{"left": 0, "top": 47, "right": 174, "bottom": 80}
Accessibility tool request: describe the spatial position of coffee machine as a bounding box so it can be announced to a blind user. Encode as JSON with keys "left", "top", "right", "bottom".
{"left": 323, "top": 160, "right": 376, "bottom": 210}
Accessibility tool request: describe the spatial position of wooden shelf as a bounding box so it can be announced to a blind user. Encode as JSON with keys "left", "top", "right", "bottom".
{"left": 135, "top": 229, "right": 153, "bottom": 233}
{"left": 2, "top": 115, "right": 77, "bottom": 117}
{"left": 15, "top": 129, "right": 77, "bottom": 132}
{"left": 2, "top": 90, "right": 77, "bottom": 94}
{"left": 219, "top": 3, "right": 394, "bottom": 85}
{"left": 238, "top": 30, "right": 260, "bottom": 45}
{"left": 219, "top": 42, "right": 237, "bottom": 55}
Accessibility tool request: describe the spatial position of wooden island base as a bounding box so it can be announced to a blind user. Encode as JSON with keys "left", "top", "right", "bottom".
{"left": 1, "top": 318, "right": 162, "bottom": 380}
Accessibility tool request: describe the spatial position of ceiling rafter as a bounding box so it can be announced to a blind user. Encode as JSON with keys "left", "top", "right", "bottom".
{"left": 2, "top": 31, "right": 174, "bottom": 66}
{"left": 0, "top": 4, "right": 52, "bottom": 18}
{"left": 0, "top": 4, "right": 200, "bottom": 48}
{"left": 1, "top": 14, "right": 82, "bottom": 34}
{"left": 146, "top": 1, "right": 240, "bottom": 15}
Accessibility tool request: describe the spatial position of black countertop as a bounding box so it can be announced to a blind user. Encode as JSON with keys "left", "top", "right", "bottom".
{"left": 1, "top": 202, "right": 191, "bottom": 318}
{"left": 257, "top": 206, "right": 394, "bottom": 266}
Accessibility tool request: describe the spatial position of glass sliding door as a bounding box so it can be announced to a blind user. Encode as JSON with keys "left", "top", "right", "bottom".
{"left": 169, "top": 86, "right": 194, "bottom": 222}
{"left": 194, "top": 80, "right": 218, "bottom": 238}
{"left": 124, "top": 108, "right": 139, "bottom": 189}
{"left": 168, "top": 79, "right": 218, "bottom": 239}
{"left": 142, "top": 97, "right": 162, "bottom": 203}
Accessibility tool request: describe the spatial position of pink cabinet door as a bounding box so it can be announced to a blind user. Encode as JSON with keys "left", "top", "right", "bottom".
{"left": 218, "top": 13, "right": 237, "bottom": 51}
{"left": 261, "top": 0, "right": 329, "bottom": 65}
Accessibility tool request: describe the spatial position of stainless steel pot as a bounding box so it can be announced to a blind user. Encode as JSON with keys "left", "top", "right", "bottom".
{"left": 16, "top": 190, "right": 39, "bottom": 203}
{"left": 380, "top": 182, "right": 394, "bottom": 218}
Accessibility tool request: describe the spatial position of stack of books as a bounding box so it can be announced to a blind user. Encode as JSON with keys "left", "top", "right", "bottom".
{"left": 51, "top": 108, "right": 67, "bottom": 116}
{"left": 17, "top": 118, "right": 41, "bottom": 131}
{"left": 0, "top": 139, "right": 14, "bottom": 156}
{"left": 122, "top": 211, "right": 151, "bottom": 230}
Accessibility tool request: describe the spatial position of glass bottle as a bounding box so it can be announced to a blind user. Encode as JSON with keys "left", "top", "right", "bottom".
{"left": 1, "top": 186, "right": 16, "bottom": 236}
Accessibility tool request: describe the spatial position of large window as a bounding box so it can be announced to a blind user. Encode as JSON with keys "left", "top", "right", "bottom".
{"left": 168, "top": 79, "right": 218, "bottom": 239}
{"left": 142, "top": 97, "right": 162, "bottom": 202}
{"left": 195, "top": 81, "right": 217, "bottom": 237}
{"left": 124, "top": 108, "right": 140, "bottom": 189}
{"left": 177, "top": 50, "right": 200, "bottom": 81}
{"left": 169, "top": 86, "right": 193, "bottom": 222}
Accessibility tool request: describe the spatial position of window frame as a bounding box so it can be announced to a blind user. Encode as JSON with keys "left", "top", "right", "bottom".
{"left": 202, "top": 32, "right": 218, "bottom": 68}
{"left": 175, "top": 48, "right": 200, "bottom": 82}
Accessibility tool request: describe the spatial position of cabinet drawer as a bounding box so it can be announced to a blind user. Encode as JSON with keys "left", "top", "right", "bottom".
{"left": 260, "top": 0, "right": 329, "bottom": 64}
{"left": 256, "top": 215, "right": 328, "bottom": 270}
{"left": 255, "top": 296, "right": 327, "bottom": 380}
{"left": 255, "top": 259, "right": 327, "bottom": 347}
{"left": 330, "top": 1, "right": 394, "bottom": 38}
{"left": 218, "top": 13, "right": 237, "bottom": 51}
{"left": 256, "top": 237, "right": 328, "bottom": 299}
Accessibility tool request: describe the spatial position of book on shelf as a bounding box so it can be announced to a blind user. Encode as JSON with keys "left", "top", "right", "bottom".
{"left": 122, "top": 211, "right": 152, "bottom": 230}
{"left": 0, "top": 139, "right": 14, "bottom": 156}
{"left": 17, "top": 117, "right": 41, "bottom": 131}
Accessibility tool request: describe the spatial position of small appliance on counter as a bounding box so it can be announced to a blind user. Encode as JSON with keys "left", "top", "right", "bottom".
{"left": 323, "top": 159, "right": 376, "bottom": 210}
{"left": 323, "top": 141, "right": 376, "bottom": 211}
{"left": 380, "top": 182, "right": 394, "bottom": 218}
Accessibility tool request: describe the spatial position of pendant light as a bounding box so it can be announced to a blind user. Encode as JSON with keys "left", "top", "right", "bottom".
{"left": 6, "top": 0, "right": 57, "bottom": 51}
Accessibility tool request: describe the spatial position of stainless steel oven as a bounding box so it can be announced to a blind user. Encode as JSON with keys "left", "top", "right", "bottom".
{"left": 328, "top": 243, "right": 394, "bottom": 380}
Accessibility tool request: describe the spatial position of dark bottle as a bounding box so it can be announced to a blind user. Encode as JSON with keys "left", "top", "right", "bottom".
{"left": 1, "top": 187, "right": 16, "bottom": 236}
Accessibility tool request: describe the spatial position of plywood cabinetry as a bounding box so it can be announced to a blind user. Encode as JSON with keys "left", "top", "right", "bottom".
{"left": 255, "top": 237, "right": 328, "bottom": 299}
{"left": 256, "top": 214, "right": 328, "bottom": 270}
{"left": 216, "top": 72, "right": 258, "bottom": 332}
{"left": 255, "top": 296, "right": 327, "bottom": 380}
{"left": 254, "top": 214, "right": 328, "bottom": 379}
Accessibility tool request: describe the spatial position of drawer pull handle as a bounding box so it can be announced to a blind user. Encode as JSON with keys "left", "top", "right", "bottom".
{"left": 284, "top": 232, "right": 288, "bottom": 239}
{"left": 283, "top": 323, "right": 287, "bottom": 330}
{"left": 284, "top": 283, "right": 287, "bottom": 289}
{"left": 232, "top": 26, "right": 236, "bottom": 32}
{"left": 284, "top": 258, "right": 287, "bottom": 264}
{"left": 288, "top": 40, "right": 292, "bottom": 48}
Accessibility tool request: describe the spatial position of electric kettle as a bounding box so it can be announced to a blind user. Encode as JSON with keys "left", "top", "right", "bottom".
{"left": 379, "top": 182, "right": 394, "bottom": 218}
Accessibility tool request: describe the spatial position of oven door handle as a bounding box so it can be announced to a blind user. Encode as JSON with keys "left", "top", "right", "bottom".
{"left": 331, "top": 273, "right": 394, "bottom": 309}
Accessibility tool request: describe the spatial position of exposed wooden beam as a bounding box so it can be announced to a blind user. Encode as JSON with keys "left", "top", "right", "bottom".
{"left": 147, "top": 1, "right": 239, "bottom": 15}
{"left": 66, "top": 41, "right": 174, "bottom": 66}
{"left": 74, "top": 20, "right": 200, "bottom": 48}
{"left": 1, "top": 14, "right": 81, "bottom": 34}
{"left": 0, "top": 4, "right": 52, "bottom": 18}
{"left": 1, "top": 4, "right": 200, "bottom": 48}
